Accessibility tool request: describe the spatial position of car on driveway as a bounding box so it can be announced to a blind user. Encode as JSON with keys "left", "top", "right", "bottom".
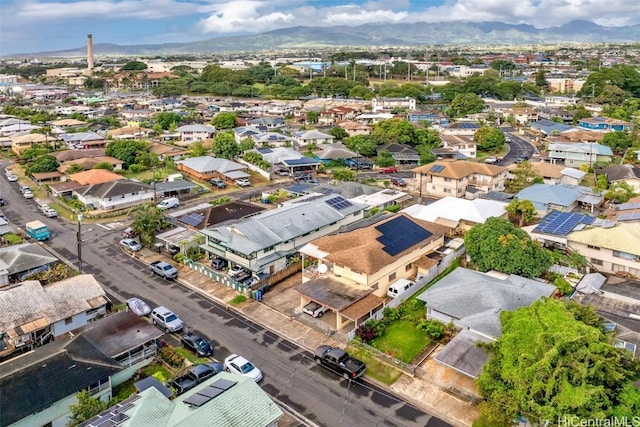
{"left": 224, "top": 354, "right": 263, "bottom": 382}
{"left": 121, "top": 227, "right": 136, "bottom": 238}
{"left": 390, "top": 176, "right": 406, "bottom": 187}
{"left": 229, "top": 265, "right": 249, "bottom": 278}
{"left": 379, "top": 166, "right": 398, "bottom": 174}
{"left": 181, "top": 333, "right": 214, "bottom": 357}
{"left": 151, "top": 306, "right": 184, "bottom": 333}
{"left": 211, "top": 257, "right": 228, "bottom": 270}
{"left": 6, "top": 174, "right": 17, "bottom": 182}
{"left": 303, "top": 301, "right": 329, "bottom": 318}
{"left": 274, "top": 169, "right": 289, "bottom": 176}
{"left": 484, "top": 156, "right": 498, "bottom": 164}
{"left": 235, "top": 178, "right": 251, "bottom": 187}
{"left": 209, "top": 178, "right": 227, "bottom": 189}
{"left": 127, "top": 297, "right": 152, "bottom": 316}
{"left": 120, "top": 238, "right": 142, "bottom": 252}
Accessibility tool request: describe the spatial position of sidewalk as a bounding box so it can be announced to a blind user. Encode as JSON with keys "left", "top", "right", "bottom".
{"left": 142, "top": 252, "right": 478, "bottom": 427}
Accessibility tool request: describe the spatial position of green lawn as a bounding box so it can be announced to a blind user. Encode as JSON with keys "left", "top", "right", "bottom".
{"left": 370, "top": 320, "right": 430, "bottom": 363}
{"left": 142, "top": 363, "right": 173, "bottom": 383}
{"left": 174, "top": 347, "right": 211, "bottom": 365}
{"left": 345, "top": 344, "right": 403, "bottom": 385}
{"left": 111, "top": 379, "right": 136, "bottom": 403}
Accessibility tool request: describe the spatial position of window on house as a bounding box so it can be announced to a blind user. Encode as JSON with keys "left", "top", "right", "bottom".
{"left": 590, "top": 258, "right": 603, "bottom": 266}
{"left": 444, "top": 177, "right": 451, "bottom": 182}
{"left": 65, "top": 317, "right": 73, "bottom": 325}
{"left": 405, "top": 264, "right": 412, "bottom": 272}
{"left": 444, "top": 188, "right": 451, "bottom": 193}
{"left": 613, "top": 250, "right": 638, "bottom": 261}
{"left": 388, "top": 272, "right": 396, "bottom": 282}
{"left": 587, "top": 245, "right": 600, "bottom": 250}
{"left": 431, "top": 185, "right": 435, "bottom": 190}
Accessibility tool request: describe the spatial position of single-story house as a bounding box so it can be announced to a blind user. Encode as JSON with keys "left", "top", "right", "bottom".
{"left": 292, "top": 129, "right": 334, "bottom": 147}
{"left": 0, "top": 242, "right": 60, "bottom": 284}
{"left": 596, "top": 165, "right": 640, "bottom": 193}
{"left": 515, "top": 183, "right": 603, "bottom": 215}
{"left": 176, "top": 124, "right": 215, "bottom": 143}
{"left": 74, "top": 179, "right": 154, "bottom": 211}
{"left": 176, "top": 156, "right": 248, "bottom": 181}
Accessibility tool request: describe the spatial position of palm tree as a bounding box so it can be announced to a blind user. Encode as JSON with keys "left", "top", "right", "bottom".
{"left": 130, "top": 204, "right": 167, "bottom": 246}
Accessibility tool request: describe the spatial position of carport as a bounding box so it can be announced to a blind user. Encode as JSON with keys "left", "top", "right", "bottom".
{"left": 293, "top": 277, "right": 383, "bottom": 330}
{"left": 223, "top": 170, "right": 250, "bottom": 180}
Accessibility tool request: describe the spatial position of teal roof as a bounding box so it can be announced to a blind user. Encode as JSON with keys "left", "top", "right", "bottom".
{"left": 116, "top": 372, "right": 283, "bottom": 427}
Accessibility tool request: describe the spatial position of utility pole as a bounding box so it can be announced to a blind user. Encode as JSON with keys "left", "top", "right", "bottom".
{"left": 76, "top": 213, "right": 83, "bottom": 273}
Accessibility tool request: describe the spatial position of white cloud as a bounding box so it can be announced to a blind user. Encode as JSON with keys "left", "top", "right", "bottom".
{"left": 196, "top": 0, "right": 295, "bottom": 33}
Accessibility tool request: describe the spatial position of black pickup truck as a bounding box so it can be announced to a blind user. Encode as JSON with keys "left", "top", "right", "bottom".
{"left": 314, "top": 345, "right": 366, "bottom": 380}
{"left": 170, "top": 363, "right": 223, "bottom": 395}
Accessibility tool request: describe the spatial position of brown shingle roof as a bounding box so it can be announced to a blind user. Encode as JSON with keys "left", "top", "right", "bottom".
{"left": 311, "top": 213, "right": 451, "bottom": 275}
{"left": 413, "top": 160, "right": 507, "bottom": 179}
{"left": 69, "top": 169, "right": 124, "bottom": 185}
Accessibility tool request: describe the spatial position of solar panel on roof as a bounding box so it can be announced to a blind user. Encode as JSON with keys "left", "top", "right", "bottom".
{"left": 197, "top": 385, "right": 225, "bottom": 399}
{"left": 375, "top": 216, "right": 432, "bottom": 256}
{"left": 180, "top": 213, "right": 204, "bottom": 227}
{"left": 325, "top": 196, "right": 353, "bottom": 210}
{"left": 534, "top": 211, "right": 595, "bottom": 235}
{"left": 618, "top": 212, "right": 640, "bottom": 221}
{"left": 429, "top": 164, "right": 445, "bottom": 173}
{"left": 184, "top": 393, "right": 211, "bottom": 407}
{"left": 210, "top": 378, "right": 237, "bottom": 390}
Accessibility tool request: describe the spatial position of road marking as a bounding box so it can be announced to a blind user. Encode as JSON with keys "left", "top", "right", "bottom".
{"left": 95, "top": 223, "right": 111, "bottom": 230}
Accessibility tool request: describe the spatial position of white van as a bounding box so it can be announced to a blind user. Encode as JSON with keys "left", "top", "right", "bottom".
{"left": 157, "top": 197, "right": 179, "bottom": 210}
{"left": 387, "top": 279, "right": 415, "bottom": 299}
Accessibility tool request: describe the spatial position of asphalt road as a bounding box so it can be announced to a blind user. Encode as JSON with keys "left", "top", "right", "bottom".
{"left": 498, "top": 133, "right": 537, "bottom": 165}
{"left": 1, "top": 164, "right": 450, "bottom": 427}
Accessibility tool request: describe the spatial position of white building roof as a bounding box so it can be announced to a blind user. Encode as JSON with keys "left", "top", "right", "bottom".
{"left": 402, "top": 197, "right": 507, "bottom": 224}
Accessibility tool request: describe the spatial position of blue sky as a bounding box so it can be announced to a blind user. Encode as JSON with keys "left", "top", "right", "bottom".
{"left": 1, "top": 0, "right": 639, "bottom": 55}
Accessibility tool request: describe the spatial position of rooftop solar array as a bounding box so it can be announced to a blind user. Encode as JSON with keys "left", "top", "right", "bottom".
{"left": 618, "top": 212, "right": 640, "bottom": 221}
{"left": 325, "top": 196, "right": 353, "bottom": 210}
{"left": 617, "top": 202, "right": 640, "bottom": 211}
{"left": 183, "top": 378, "right": 237, "bottom": 408}
{"left": 257, "top": 148, "right": 273, "bottom": 154}
{"left": 429, "top": 164, "right": 445, "bottom": 173}
{"left": 534, "top": 211, "right": 596, "bottom": 235}
{"left": 375, "top": 216, "right": 432, "bottom": 256}
{"left": 180, "top": 213, "right": 205, "bottom": 227}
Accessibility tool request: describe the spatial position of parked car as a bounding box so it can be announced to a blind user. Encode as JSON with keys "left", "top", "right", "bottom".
{"left": 126, "top": 297, "right": 152, "bottom": 316}
{"left": 379, "top": 166, "right": 398, "bottom": 174}
{"left": 303, "top": 301, "right": 329, "bottom": 318}
{"left": 150, "top": 260, "right": 179, "bottom": 280}
{"left": 274, "top": 169, "right": 289, "bottom": 176}
{"left": 150, "top": 306, "right": 184, "bottom": 333}
{"left": 390, "top": 176, "right": 406, "bottom": 187}
{"left": 167, "top": 245, "right": 180, "bottom": 255}
{"left": 19, "top": 185, "right": 31, "bottom": 194}
{"left": 224, "top": 354, "right": 263, "bottom": 382}
{"left": 181, "top": 333, "right": 214, "bottom": 357}
{"left": 484, "top": 156, "right": 498, "bottom": 164}
{"left": 121, "top": 227, "right": 136, "bottom": 238}
{"left": 228, "top": 265, "right": 249, "bottom": 278}
{"left": 120, "top": 238, "right": 143, "bottom": 252}
{"left": 170, "top": 363, "right": 223, "bottom": 395}
{"left": 209, "top": 178, "right": 227, "bottom": 189}
{"left": 211, "top": 257, "right": 228, "bottom": 270}
{"left": 515, "top": 154, "right": 530, "bottom": 163}
{"left": 157, "top": 197, "right": 179, "bottom": 210}
{"left": 22, "top": 191, "right": 34, "bottom": 199}
{"left": 42, "top": 207, "right": 58, "bottom": 218}
{"left": 294, "top": 173, "right": 312, "bottom": 182}
{"left": 235, "top": 178, "right": 251, "bottom": 187}
{"left": 314, "top": 345, "right": 366, "bottom": 380}
{"left": 6, "top": 174, "right": 17, "bottom": 182}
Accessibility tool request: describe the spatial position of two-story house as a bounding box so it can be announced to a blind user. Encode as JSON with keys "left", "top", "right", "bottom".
{"left": 439, "top": 134, "right": 477, "bottom": 159}
{"left": 295, "top": 213, "right": 450, "bottom": 330}
{"left": 413, "top": 161, "right": 508, "bottom": 199}
{"left": 371, "top": 97, "right": 416, "bottom": 111}
{"left": 176, "top": 124, "right": 215, "bottom": 143}
{"left": 516, "top": 184, "right": 603, "bottom": 216}
{"left": 547, "top": 142, "right": 613, "bottom": 167}
{"left": 0, "top": 274, "right": 109, "bottom": 359}
{"left": 337, "top": 120, "right": 372, "bottom": 137}
{"left": 199, "top": 194, "right": 368, "bottom": 277}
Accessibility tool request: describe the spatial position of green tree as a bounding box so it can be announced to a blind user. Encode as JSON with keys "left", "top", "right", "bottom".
{"left": 105, "top": 140, "right": 148, "bottom": 169}
{"left": 92, "top": 162, "right": 114, "bottom": 171}
{"left": 131, "top": 204, "right": 167, "bottom": 246}
{"left": 415, "top": 144, "right": 436, "bottom": 164}
{"left": 465, "top": 217, "right": 551, "bottom": 278}
{"left": 211, "top": 112, "right": 237, "bottom": 129}
{"left": 67, "top": 390, "right": 110, "bottom": 426}
{"left": 188, "top": 141, "right": 207, "bottom": 157}
{"left": 473, "top": 126, "right": 505, "bottom": 152}
{"left": 121, "top": 61, "right": 148, "bottom": 71}
{"left": 505, "top": 197, "right": 537, "bottom": 226}
{"left": 605, "top": 181, "right": 638, "bottom": 203}
{"left": 210, "top": 131, "right": 239, "bottom": 159}
{"left": 238, "top": 137, "right": 255, "bottom": 152}
{"left": 371, "top": 118, "right": 418, "bottom": 146}
{"left": 329, "top": 126, "right": 349, "bottom": 141}
{"left": 595, "top": 84, "right": 627, "bottom": 105}
{"left": 601, "top": 131, "right": 632, "bottom": 154}
{"left": 345, "top": 135, "right": 377, "bottom": 157}
{"left": 535, "top": 66, "right": 548, "bottom": 88}
{"left": 448, "top": 93, "right": 485, "bottom": 118}
{"left": 154, "top": 112, "right": 181, "bottom": 130}
{"left": 306, "top": 111, "right": 319, "bottom": 124}
{"left": 571, "top": 105, "right": 592, "bottom": 124}
{"left": 477, "top": 298, "right": 640, "bottom": 426}
{"left": 25, "top": 155, "right": 59, "bottom": 175}
{"left": 331, "top": 168, "right": 357, "bottom": 182}
{"left": 506, "top": 161, "right": 543, "bottom": 193}
{"left": 374, "top": 150, "right": 396, "bottom": 167}
{"left": 66, "top": 163, "right": 85, "bottom": 174}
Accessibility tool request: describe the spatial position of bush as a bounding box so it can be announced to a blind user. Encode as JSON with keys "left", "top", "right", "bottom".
{"left": 173, "top": 253, "right": 184, "bottom": 264}
{"left": 553, "top": 276, "right": 573, "bottom": 296}
{"left": 356, "top": 319, "right": 386, "bottom": 342}
{"left": 382, "top": 306, "right": 404, "bottom": 323}
{"left": 159, "top": 345, "right": 184, "bottom": 368}
{"left": 230, "top": 295, "right": 247, "bottom": 305}
{"left": 2, "top": 233, "right": 23, "bottom": 245}
{"left": 418, "top": 319, "right": 446, "bottom": 340}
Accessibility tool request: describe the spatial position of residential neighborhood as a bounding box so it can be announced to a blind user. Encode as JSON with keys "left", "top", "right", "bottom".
{"left": 1, "top": 36, "right": 640, "bottom": 427}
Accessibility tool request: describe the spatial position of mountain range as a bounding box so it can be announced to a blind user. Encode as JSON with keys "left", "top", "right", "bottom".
{"left": 20, "top": 20, "right": 640, "bottom": 57}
